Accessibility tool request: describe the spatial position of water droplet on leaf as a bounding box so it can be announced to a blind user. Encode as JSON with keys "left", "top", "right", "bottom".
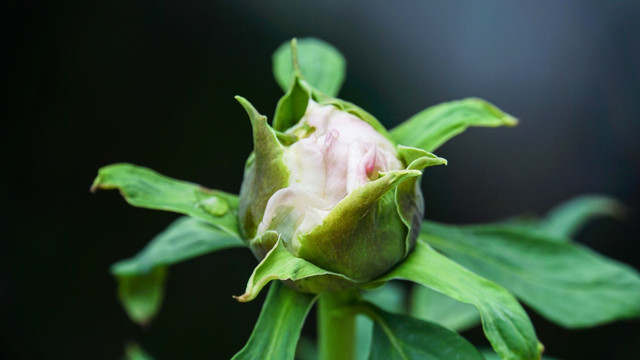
{"left": 198, "top": 196, "right": 229, "bottom": 216}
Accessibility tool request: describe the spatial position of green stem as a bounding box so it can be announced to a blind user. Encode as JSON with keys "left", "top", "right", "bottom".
{"left": 317, "top": 289, "right": 359, "bottom": 360}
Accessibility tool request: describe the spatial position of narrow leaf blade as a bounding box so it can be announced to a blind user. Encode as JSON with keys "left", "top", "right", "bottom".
{"left": 356, "top": 282, "right": 408, "bottom": 359}
{"left": 232, "top": 282, "right": 317, "bottom": 360}
{"left": 112, "top": 217, "right": 245, "bottom": 325}
{"left": 112, "top": 216, "right": 245, "bottom": 276}
{"left": 366, "top": 303, "right": 484, "bottom": 360}
{"left": 362, "top": 282, "right": 406, "bottom": 314}
{"left": 390, "top": 98, "right": 517, "bottom": 153}
{"left": 422, "top": 221, "right": 640, "bottom": 328}
{"left": 92, "top": 163, "right": 241, "bottom": 239}
{"left": 410, "top": 285, "right": 480, "bottom": 332}
{"left": 379, "top": 242, "right": 541, "bottom": 360}
{"left": 537, "top": 194, "right": 628, "bottom": 238}
{"left": 481, "top": 349, "right": 560, "bottom": 360}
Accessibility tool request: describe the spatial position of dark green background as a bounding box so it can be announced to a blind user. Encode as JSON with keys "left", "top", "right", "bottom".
{"left": 4, "top": 1, "right": 640, "bottom": 359}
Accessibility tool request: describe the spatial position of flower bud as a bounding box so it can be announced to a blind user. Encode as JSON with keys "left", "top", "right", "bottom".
{"left": 238, "top": 96, "right": 445, "bottom": 285}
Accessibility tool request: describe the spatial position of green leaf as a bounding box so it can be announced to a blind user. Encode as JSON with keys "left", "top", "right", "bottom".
{"left": 363, "top": 303, "right": 484, "bottom": 360}
{"left": 378, "top": 242, "right": 541, "bottom": 360}
{"left": 124, "top": 342, "right": 154, "bottom": 360}
{"left": 273, "top": 38, "right": 346, "bottom": 97}
{"left": 421, "top": 221, "right": 640, "bottom": 328}
{"left": 480, "top": 349, "right": 560, "bottom": 360}
{"left": 112, "top": 216, "right": 245, "bottom": 276}
{"left": 535, "top": 194, "right": 628, "bottom": 239}
{"left": 115, "top": 265, "right": 166, "bottom": 326}
{"left": 410, "top": 285, "right": 480, "bottom": 332}
{"left": 356, "top": 315, "right": 374, "bottom": 360}
{"left": 111, "top": 217, "right": 245, "bottom": 325}
{"left": 356, "top": 283, "right": 408, "bottom": 360}
{"left": 233, "top": 281, "right": 317, "bottom": 360}
{"left": 273, "top": 74, "right": 311, "bottom": 132}
{"left": 296, "top": 337, "right": 318, "bottom": 360}
{"left": 91, "top": 163, "right": 241, "bottom": 239}
{"left": 390, "top": 98, "right": 518, "bottom": 153}
{"left": 362, "top": 282, "right": 407, "bottom": 314}
{"left": 235, "top": 237, "right": 357, "bottom": 302}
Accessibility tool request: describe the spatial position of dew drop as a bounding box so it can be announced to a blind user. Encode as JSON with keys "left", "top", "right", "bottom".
{"left": 198, "top": 196, "right": 229, "bottom": 216}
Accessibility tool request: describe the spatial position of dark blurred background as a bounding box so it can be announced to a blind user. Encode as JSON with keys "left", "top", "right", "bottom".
{"left": 3, "top": 1, "right": 640, "bottom": 359}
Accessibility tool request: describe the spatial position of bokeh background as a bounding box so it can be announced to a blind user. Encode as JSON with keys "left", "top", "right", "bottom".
{"left": 4, "top": 1, "right": 640, "bottom": 358}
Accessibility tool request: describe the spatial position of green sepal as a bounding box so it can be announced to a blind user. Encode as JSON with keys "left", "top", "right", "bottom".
{"left": 236, "top": 96, "right": 290, "bottom": 241}
{"left": 360, "top": 302, "right": 484, "bottom": 360}
{"left": 378, "top": 241, "right": 542, "bottom": 360}
{"left": 390, "top": 98, "right": 518, "bottom": 153}
{"left": 296, "top": 169, "right": 421, "bottom": 281}
{"left": 273, "top": 73, "right": 311, "bottom": 132}
{"left": 247, "top": 230, "right": 280, "bottom": 261}
{"left": 232, "top": 281, "right": 317, "bottom": 360}
{"left": 115, "top": 266, "right": 167, "bottom": 326}
{"left": 273, "top": 37, "right": 346, "bottom": 97}
{"left": 275, "top": 38, "right": 392, "bottom": 143}
{"left": 421, "top": 220, "right": 640, "bottom": 328}
{"left": 396, "top": 145, "right": 448, "bottom": 169}
{"left": 235, "top": 238, "right": 358, "bottom": 302}
{"left": 91, "top": 163, "right": 240, "bottom": 238}
{"left": 111, "top": 216, "right": 245, "bottom": 325}
{"left": 274, "top": 129, "right": 300, "bottom": 146}
{"left": 395, "top": 146, "right": 447, "bottom": 256}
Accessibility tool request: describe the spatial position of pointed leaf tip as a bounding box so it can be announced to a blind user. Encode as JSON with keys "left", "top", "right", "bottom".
{"left": 380, "top": 241, "right": 541, "bottom": 360}
{"left": 90, "top": 163, "right": 242, "bottom": 239}
{"left": 391, "top": 98, "right": 519, "bottom": 152}
{"left": 235, "top": 96, "right": 260, "bottom": 118}
{"left": 233, "top": 294, "right": 251, "bottom": 303}
{"left": 397, "top": 145, "right": 448, "bottom": 170}
{"left": 505, "top": 115, "right": 519, "bottom": 126}
{"left": 422, "top": 220, "right": 640, "bottom": 328}
{"left": 290, "top": 38, "right": 300, "bottom": 74}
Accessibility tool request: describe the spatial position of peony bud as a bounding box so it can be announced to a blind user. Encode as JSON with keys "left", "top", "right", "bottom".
{"left": 238, "top": 96, "right": 445, "bottom": 286}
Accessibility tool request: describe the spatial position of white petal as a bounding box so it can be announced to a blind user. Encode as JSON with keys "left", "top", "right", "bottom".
{"left": 284, "top": 138, "right": 326, "bottom": 195}
{"left": 260, "top": 99, "right": 404, "bottom": 241}
{"left": 257, "top": 187, "right": 332, "bottom": 249}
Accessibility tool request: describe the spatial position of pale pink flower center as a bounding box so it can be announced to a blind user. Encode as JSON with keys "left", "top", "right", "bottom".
{"left": 257, "top": 101, "right": 402, "bottom": 248}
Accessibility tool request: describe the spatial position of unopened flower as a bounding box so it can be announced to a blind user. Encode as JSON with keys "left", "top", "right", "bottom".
{"left": 238, "top": 97, "right": 445, "bottom": 285}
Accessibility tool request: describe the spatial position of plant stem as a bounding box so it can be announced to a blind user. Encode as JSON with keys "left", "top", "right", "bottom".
{"left": 317, "top": 289, "right": 359, "bottom": 360}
